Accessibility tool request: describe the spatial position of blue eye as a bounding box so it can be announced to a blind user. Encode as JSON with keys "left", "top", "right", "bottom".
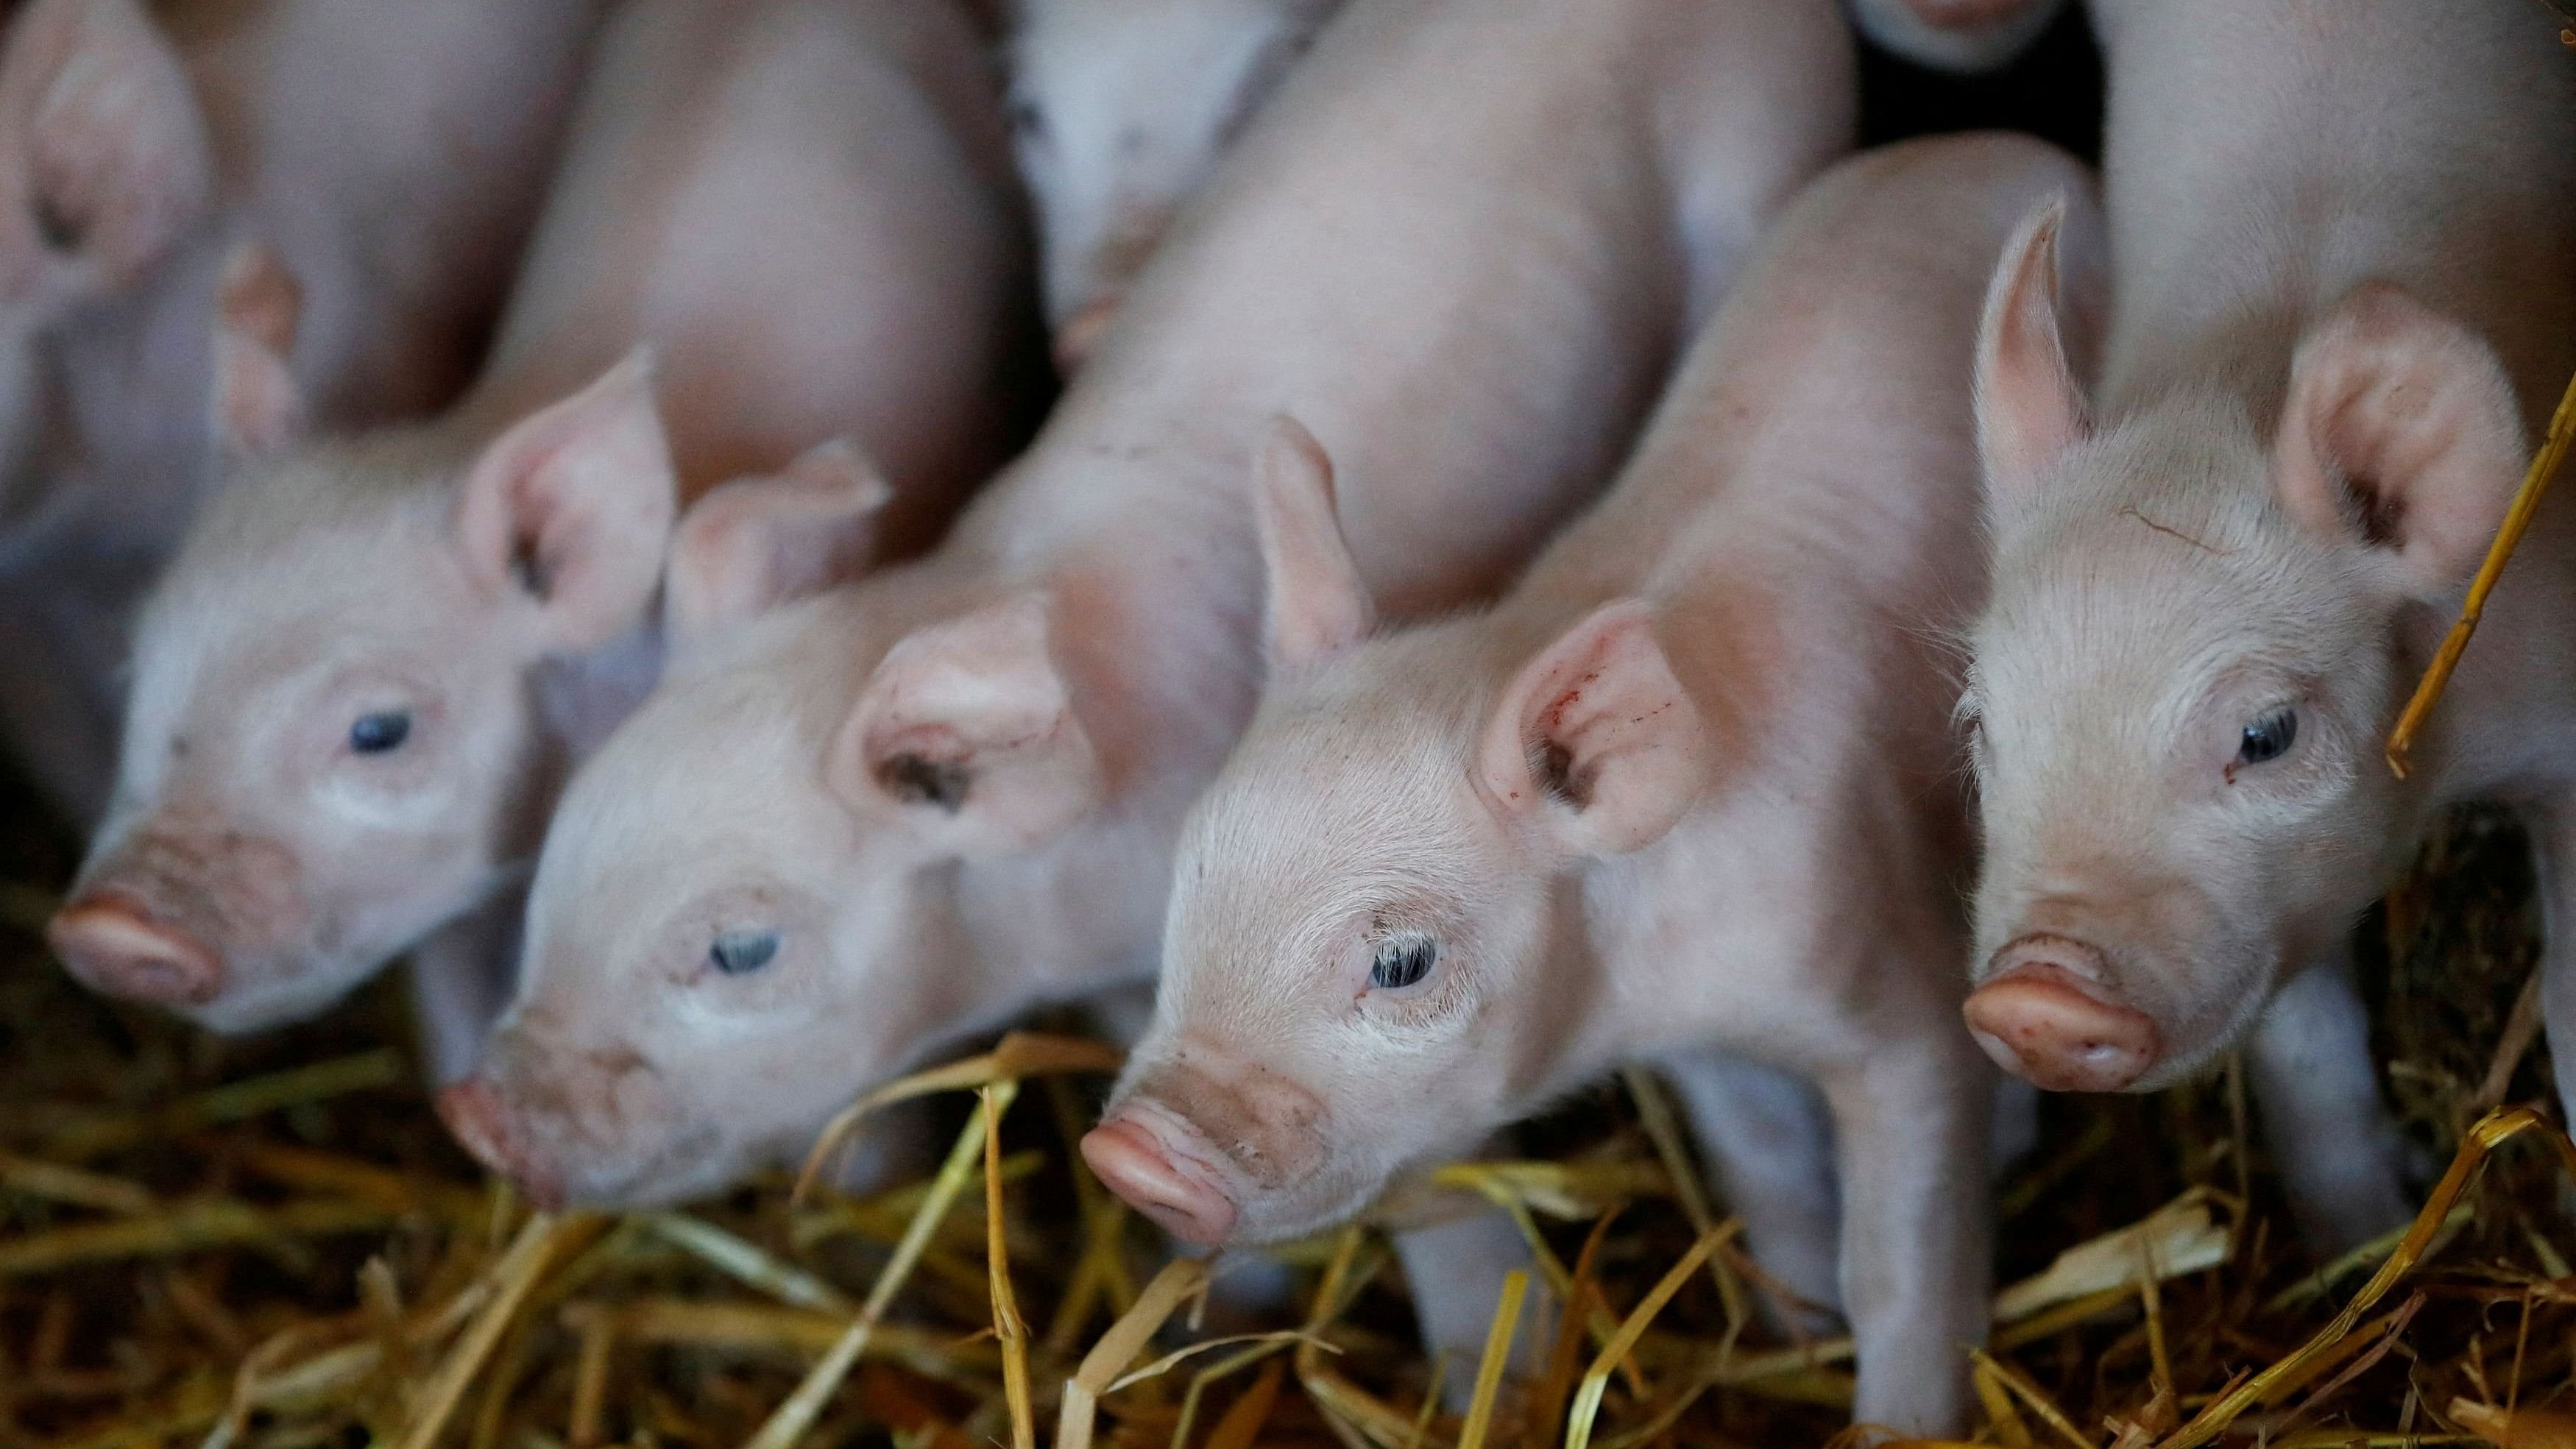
{"left": 1369, "top": 937, "right": 1436, "bottom": 991}
{"left": 709, "top": 929, "right": 780, "bottom": 977}
{"left": 2237, "top": 709, "right": 2298, "bottom": 768}
{"left": 350, "top": 710, "right": 411, "bottom": 754}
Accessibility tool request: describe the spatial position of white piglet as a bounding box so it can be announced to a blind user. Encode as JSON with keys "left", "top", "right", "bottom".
{"left": 48, "top": 0, "right": 1030, "bottom": 1081}
{"left": 1003, "top": 0, "right": 1342, "bottom": 371}
{"left": 1086, "top": 135, "right": 2101, "bottom": 1436}
{"left": 1957, "top": 0, "right": 2576, "bottom": 1253}
{"left": 0, "top": 0, "right": 603, "bottom": 822}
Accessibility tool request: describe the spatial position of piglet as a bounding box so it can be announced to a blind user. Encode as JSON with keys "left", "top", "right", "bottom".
{"left": 0, "top": 0, "right": 604, "bottom": 823}
{"left": 1002, "top": 0, "right": 1343, "bottom": 370}
{"left": 49, "top": 0, "right": 1030, "bottom": 1083}
{"left": 1086, "top": 135, "right": 2101, "bottom": 1434}
{"left": 1956, "top": 0, "right": 2576, "bottom": 1253}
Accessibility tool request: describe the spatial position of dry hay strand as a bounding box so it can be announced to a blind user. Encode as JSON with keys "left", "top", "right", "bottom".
{"left": 4, "top": 767, "right": 2576, "bottom": 1449}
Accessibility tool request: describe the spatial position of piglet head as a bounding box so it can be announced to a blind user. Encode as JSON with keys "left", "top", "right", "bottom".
{"left": 1088, "top": 423, "right": 1709, "bottom": 1245}
{"left": 1961, "top": 203, "right": 2530, "bottom": 1091}
{"left": 464, "top": 465, "right": 1102, "bottom": 1205}
{"left": 54, "top": 291, "right": 679, "bottom": 1034}
{"left": 1005, "top": 0, "right": 1338, "bottom": 371}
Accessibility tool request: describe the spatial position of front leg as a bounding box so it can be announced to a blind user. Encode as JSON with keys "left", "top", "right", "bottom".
{"left": 1818, "top": 1035, "right": 1990, "bottom": 1438}
{"left": 2527, "top": 801, "right": 2576, "bottom": 1139}
{"left": 2246, "top": 945, "right": 2410, "bottom": 1255}
{"left": 406, "top": 889, "right": 525, "bottom": 1086}
{"left": 1388, "top": 1175, "right": 1554, "bottom": 1410}
{"left": 1655, "top": 1046, "right": 1841, "bottom": 1333}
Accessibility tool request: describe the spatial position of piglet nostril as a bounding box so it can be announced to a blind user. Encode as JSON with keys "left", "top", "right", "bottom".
{"left": 436, "top": 1079, "right": 566, "bottom": 1210}
{"left": 1963, "top": 937, "right": 2162, "bottom": 1094}
{"left": 48, "top": 896, "right": 224, "bottom": 1006}
{"left": 1083, "top": 1111, "right": 1238, "bottom": 1246}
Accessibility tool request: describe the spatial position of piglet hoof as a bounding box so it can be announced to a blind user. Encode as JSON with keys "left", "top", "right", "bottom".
{"left": 436, "top": 1079, "right": 565, "bottom": 1210}
{"left": 1964, "top": 944, "right": 2159, "bottom": 1093}
{"left": 1083, "top": 1113, "right": 1237, "bottom": 1245}
{"left": 49, "top": 896, "right": 223, "bottom": 1006}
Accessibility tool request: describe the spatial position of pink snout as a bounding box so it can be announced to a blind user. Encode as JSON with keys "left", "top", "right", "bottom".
{"left": 1083, "top": 1110, "right": 1238, "bottom": 1246}
{"left": 49, "top": 895, "right": 223, "bottom": 1006}
{"left": 1964, "top": 936, "right": 2162, "bottom": 1093}
{"left": 436, "top": 1078, "right": 566, "bottom": 1210}
{"left": 1902, "top": 0, "right": 2039, "bottom": 27}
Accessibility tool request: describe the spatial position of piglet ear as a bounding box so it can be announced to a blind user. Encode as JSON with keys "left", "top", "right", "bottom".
{"left": 1474, "top": 601, "right": 1710, "bottom": 860}
{"left": 827, "top": 590, "right": 1104, "bottom": 856}
{"left": 1256, "top": 416, "right": 1373, "bottom": 667}
{"left": 208, "top": 242, "right": 303, "bottom": 454}
{"left": 1974, "top": 199, "right": 2092, "bottom": 514}
{"left": 664, "top": 440, "right": 892, "bottom": 645}
{"left": 2272, "top": 283, "right": 2528, "bottom": 603}
{"left": 0, "top": 0, "right": 212, "bottom": 290}
{"left": 454, "top": 350, "right": 677, "bottom": 655}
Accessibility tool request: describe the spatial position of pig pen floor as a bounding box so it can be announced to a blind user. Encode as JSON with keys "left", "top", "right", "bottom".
{"left": 3, "top": 744, "right": 2573, "bottom": 1449}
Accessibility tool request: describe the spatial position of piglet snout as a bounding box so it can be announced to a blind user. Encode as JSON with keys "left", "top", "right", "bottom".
{"left": 437, "top": 1078, "right": 566, "bottom": 1209}
{"left": 1963, "top": 936, "right": 2162, "bottom": 1093}
{"left": 49, "top": 895, "right": 224, "bottom": 1005}
{"left": 1903, "top": 0, "right": 2037, "bottom": 27}
{"left": 1083, "top": 1108, "right": 1239, "bottom": 1246}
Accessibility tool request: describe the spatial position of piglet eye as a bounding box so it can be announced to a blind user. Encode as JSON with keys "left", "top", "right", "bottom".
{"left": 1369, "top": 936, "right": 1437, "bottom": 991}
{"left": 709, "top": 929, "right": 780, "bottom": 977}
{"left": 349, "top": 710, "right": 412, "bottom": 754}
{"left": 2237, "top": 708, "right": 2298, "bottom": 768}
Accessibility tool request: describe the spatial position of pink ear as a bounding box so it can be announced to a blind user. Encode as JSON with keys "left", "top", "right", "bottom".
{"left": 454, "top": 350, "right": 677, "bottom": 654}
{"left": 1255, "top": 415, "right": 1373, "bottom": 667}
{"left": 209, "top": 242, "right": 303, "bottom": 454}
{"left": 827, "top": 591, "right": 1104, "bottom": 854}
{"left": 1973, "top": 199, "right": 2092, "bottom": 510}
{"left": 0, "top": 0, "right": 212, "bottom": 287}
{"left": 664, "top": 439, "right": 893, "bottom": 644}
{"left": 2272, "top": 283, "right": 2528, "bottom": 602}
{"left": 1473, "top": 601, "right": 1711, "bottom": 858}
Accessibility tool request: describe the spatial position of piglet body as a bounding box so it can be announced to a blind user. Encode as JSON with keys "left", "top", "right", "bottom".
{"left": 1089, "top": 135, "right": 2100, "bottom": 1434}
{"left": 0, "top": 0, "right": 604, "bottom": 823}
{"left": 1959, "top": 0, "right": 2576, "bottom": 1252}
{"left": 51, "top": 0, "right": 1030, "bottom": 1083}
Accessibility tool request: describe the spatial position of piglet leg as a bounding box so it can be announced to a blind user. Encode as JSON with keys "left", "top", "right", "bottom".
{"left": 1819, "top": 1032, "right": 1990, "bottom": 1437}
{"left": 406, "top": 889, "right": 524, "bottom": 1087}
{"left": 1656, "top": 1048, "right": 1842, "bottom": 1333}
{"left": 2246, "top": 949, "right": 2410, "bottom": 1255}
{"left": 1389, "top": 1197, "right": 1554, "bottom": 1411}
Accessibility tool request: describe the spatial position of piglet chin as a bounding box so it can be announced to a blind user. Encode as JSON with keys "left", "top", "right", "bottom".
{"left": 1083, "top": 1112, "right": 1239, "bottom": 1246}
{"left": 1963, "top": 952, "right": 2162, "bottom": 1094}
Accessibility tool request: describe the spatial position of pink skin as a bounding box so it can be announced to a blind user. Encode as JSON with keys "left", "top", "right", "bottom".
{"left": 1089, "top": 136, "right": 2100, "bottom": 1436}
{"left": 0, "top": 0, "right": 606, "bottom": 826}
{"left": 1959, "top": 0, "right": 2576, "bottom": 1253}
{"left": 473, "top": 0, "right": 1849, "bottom": 1314}
{"left": 52, "top": 0, "right": 1026, "bottom": 1080}
{"left": 1844, "top": 0, "right": 2067, "bottom": 74}
{"left": 1002, "top": 0, "right": 1343, "bottom": 372}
